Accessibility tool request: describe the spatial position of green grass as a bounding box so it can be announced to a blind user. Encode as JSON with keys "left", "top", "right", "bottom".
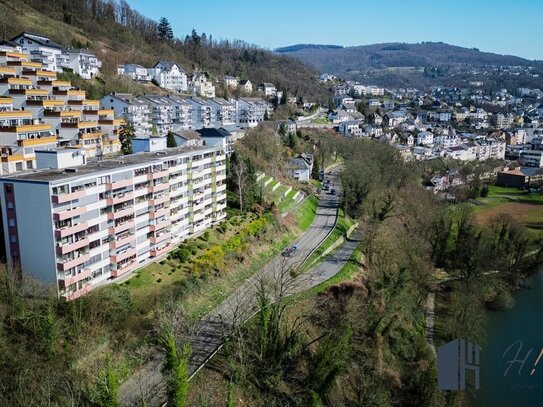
{"left": 311, "top": 116, "right": 332, "bottom": 125}
{"left": 296, "top": 195, "right": 318, "bottom": 231}
{"left": 278, "top": 188, "right": 297, "bottom": 212}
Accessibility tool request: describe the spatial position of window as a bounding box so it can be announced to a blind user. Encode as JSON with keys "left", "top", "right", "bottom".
{"left": 7, "top": 202, "right": 13, "bottom": 209}
{"left": 10, "top": 235, "right": 17, "bottom": 243}
{"left": 4, "top": 184, "right": 12, "bottom": 193}
{"left": 8, "top": 218, "right": 15, "bottom": 227}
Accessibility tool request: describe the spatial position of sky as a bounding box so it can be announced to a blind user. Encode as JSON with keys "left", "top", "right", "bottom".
{"left": 126, "top": 0, "right": 543, "bottom": 60}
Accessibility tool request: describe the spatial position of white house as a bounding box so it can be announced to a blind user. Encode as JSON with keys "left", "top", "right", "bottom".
{"left": 196, "top": 127, "right": 235, "bottom": 156}
{"left": 235, "top": 98, "right": 272, "bottom": 128}
{"left": 117, "top": 64, "right": 152, "bottom": 82}
{"left": 66, "top": 49, "right": 101, "bottom": 79}
{"left": 258, "top": 82, "right": 276, "bottom": 97}
{"left": 149, "top": 60, "right": 187, "bottom": 92}
{"left": 224, "top": 75, "right": 238, "bottom": 88}
{"left": 11, "top": 32, "right": 68, "bottom": 72}
{"left": 417, "top": 131, "right": 434, "bottom": 146}
{"left": 190, "top": 73, "right": 215, "bottom": 98}
{"left": 238, "top": 79, "right": 253, "bottom": 93}
{"left": 288, "top": 153, "right": 313, "bottom": 183}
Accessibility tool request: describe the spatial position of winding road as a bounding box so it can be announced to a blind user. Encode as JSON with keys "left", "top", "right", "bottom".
{"left": 119, "top": 169, "right": 354, "bottom": 406}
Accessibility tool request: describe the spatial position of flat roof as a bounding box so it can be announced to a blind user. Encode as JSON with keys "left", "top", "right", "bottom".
{"left": 1, "top": 145, "right": 222, "bottom": 184}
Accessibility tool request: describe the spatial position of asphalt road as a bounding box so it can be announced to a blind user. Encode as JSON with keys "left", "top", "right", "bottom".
{"left": 119, "top": 170, "right": 344, "bottom": 406}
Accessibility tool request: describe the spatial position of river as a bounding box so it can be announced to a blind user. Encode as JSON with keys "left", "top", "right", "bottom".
{"left": 472, "top": 271, "right": 543, "bottom": 406}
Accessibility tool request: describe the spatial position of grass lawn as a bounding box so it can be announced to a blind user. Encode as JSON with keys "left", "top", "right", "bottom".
{"left": 295, "top": 195, "right": 318, "bottom": 231}
{"left": 311, "top": 116, "right": 332, "bottom": 125}
{"left": 471, "top": 185, "right": 543, "bottom": 244}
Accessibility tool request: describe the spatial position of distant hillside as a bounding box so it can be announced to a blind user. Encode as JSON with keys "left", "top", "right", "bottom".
{"left": 0, "top": 0, "right": 331, "bottom": 102}
{"left": 278, "top": 42, "right": 543, "bottom": 89}
{"left": 275, "top": 44, "right": 343, "bottom": 53}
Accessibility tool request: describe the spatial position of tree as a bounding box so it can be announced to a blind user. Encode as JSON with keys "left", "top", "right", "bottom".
{"left": 167, "top": 131, "right": 177, "bottom": 148}
{"left": 480, "top": 184, "right": 489, "bottom": 197}
{"left": 263, "top": 110, "right": 270, "bottom": 121}
{"left": 119, "top": 120, "right": 135, "bottom": 155}
{"left": 280, "top": 90, "right": 288, "bottom": 105}
{"left": 311, "top": 159, "right": 320, "bottom": 180}
{"left": 157, "top": 17, "right": 174, "bottom": 41}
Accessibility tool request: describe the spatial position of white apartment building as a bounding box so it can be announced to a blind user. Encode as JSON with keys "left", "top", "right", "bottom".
{"left": 235, "top": 98, "right": 272, "bottom": 128}
{"left": 150, "top": 61, "right": 188, "bottom": 92}
{"left": 187, "top": 97, "right": 212, "bottom": 129}
{"left": 0, "top": 146, "right": 227, "bottom": 301}
{"left": 165, "top": 95, "right": 194, "bottom": 130}
{"left": 207, "top": 98, "right": 236, "bottom": 127}
{"left": 66, "top": 49, "right": 102, "bottom": 79}
{"left": 190, "top": 73, "right": 215, "bottom": 98}
{"left": 417, "top": 131, "right": 434, "bottom": 146}
{"left": 143, "top": 95, "right": 174, "bottom": 136}
{"left": 258, "top": 83, "right": 276, "bottom": 98}
{"left": 520, "top": 150, "right": 543, "bottom": 167}
{"left": 11, "top": 32, "right": 69, "bottom": 73}
{"left": 100, "top": 93, "right": 152, "bottom": 138}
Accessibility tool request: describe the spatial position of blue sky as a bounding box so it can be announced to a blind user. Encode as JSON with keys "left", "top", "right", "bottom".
{"left": 126, "top": 0, "right": 543, "bottom": 60}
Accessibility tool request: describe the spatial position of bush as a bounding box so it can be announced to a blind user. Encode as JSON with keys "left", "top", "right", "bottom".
{"left": 189, "top": 246, "right": 198, "bottom": 255}
{"left": 480, "top": 184, "right": 489, "bottom": 198}
{"left": 177, "top": 248, "right": 191, "bottom": 263}
{"left": 202, "top": 231, "right": 210, "bottom": 241}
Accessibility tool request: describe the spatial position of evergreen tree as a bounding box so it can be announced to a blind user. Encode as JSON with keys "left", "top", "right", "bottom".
{"left": 119, "top": 120, "right": 135, "bottom": 155}
{"left": 280, "top": 90, "right": 288, "bottom": 105}
{"left": 157, "top": 17, "right": 174, "bottom": 41}
{"left": 311, "top": 158, "right": 320, "bottom": 180}
{"left": 167, "top": 131, "right": 177, "bottom": 148}
{"left": 263, "top": 110, "right": 270, "bottom": 121}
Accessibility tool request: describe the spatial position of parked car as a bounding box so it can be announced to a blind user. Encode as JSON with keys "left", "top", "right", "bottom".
{"left": 281, "top": 244, "right": 299, "bottom": 257}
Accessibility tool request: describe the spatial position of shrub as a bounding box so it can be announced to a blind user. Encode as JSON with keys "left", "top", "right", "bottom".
{"left": 177, "top": 248, "right": 191, "bottom": 263}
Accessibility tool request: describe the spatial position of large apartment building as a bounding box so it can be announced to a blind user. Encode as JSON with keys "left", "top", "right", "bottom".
{"left": 0, "top": 145, "right": 227, "bottom": 300}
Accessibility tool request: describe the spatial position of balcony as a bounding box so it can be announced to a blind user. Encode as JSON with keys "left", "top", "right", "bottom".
{"left": 108, "top": 219, "right": 135, "bottom": 235}
{"left": 106, "top": 178, "right": 132, "bottom": 190}
{"left": 17, "top": 135, "right": 57, "bottom": 147}
{"left": 53, "top": 205, "right": 86, "bottom": 221}
{"left": 58, "top": 267, "right": 92, "bottom": 288}
{"left": 148, "top": 183, "right": 169, "bottom": 194}
{"left": 57, "top": 252, "right": 90, "bottom": 271}
{"left": 150, "top": 245, "right": 171, "bottom": 257}
{"left": 109, "top": 234, "right": 135, "bottom": 249}
{"left": 52, "top": 189, "right": 86, "bottom": 204}
{"left": 0, "top": 123, "right": 52, "bottom": 133}
{"left": 111, "top": 248, "right": 137, "bottom": 263}
{"left": 147, "top": 170, "right": 169, "bottom": 180}
{"left": 62, "top": 284, "right": 93, "bottom": 301}
{"left": 107, "top": 206, "right": 133, "bottom": 220}
{"left": 149, "top": 207, "right": 169, "bottom": 219}
{"left": 79, "top": 131, "right": 101, "bottom": 140}
{"left": 56, "top": 237, "right": 89, "bottom": 256}
{"left": 149, "top": 219, "right": 171, "bottom": 232}
{"left": 106, "top": 192, "right": 134, "bottom": 206}
{"left": 111, "top": 260, "right": 137, "bottom": 278}
{"left": 55, "top": 221, "right": 88, "bottom": 239}
{"left": 150, "top": 232, "right": 171, "bottom": 245}
{"left": 149, "top": 195, "right": 169, "bottom": 206}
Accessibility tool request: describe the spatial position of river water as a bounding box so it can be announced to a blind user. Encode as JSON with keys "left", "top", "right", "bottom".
{"left": 472, "top": 271, "right": 543, "bottom": 406}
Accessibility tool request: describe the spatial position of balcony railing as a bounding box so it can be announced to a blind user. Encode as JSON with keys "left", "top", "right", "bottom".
{"left": 56, "top": 237, "right": 89, "bottom": 256}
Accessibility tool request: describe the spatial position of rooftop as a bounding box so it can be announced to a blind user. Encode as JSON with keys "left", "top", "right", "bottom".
{"left": 1, "top": 145, "right": 222, "bottom": 184}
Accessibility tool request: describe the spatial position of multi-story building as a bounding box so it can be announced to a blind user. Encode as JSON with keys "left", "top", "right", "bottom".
{"left": 165, "top": 95, "right": 194, "bottom": 131}
{"left": 258, "top": 82, "right": 277, "bottom": 98}
{"left": 235, "top": 97, "right": 272, "bottom": 128}
{"left": 187, "top": 97, "right": 212, "bottom": 129}
{"left": 190, "top": 73, "right": 215, "bottom": 98}
{"left": 116, "top": 64, "right": 152, "bottom": 82}
{"left": 207, "top": 98, "right": 236, "bottom": 127}
{"left": 11, "top": 32, "right": 68, "bottom": 73}
{"left": 143, "top": 95, "right": 174, "bottom": 136}
{"left": 100, "top": 93, "right": 152, "bottom": 138}
{"left": 0, "top": 145, "right": 227, "bottom": 300}
{"left": 149, "top": 61, "right": 187, "bottom": 92}
{"left": 66, "top": 49, "right": 102, "bottom": 79}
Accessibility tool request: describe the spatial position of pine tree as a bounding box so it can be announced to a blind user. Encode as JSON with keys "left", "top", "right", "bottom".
{"left": 280, "top": 90, "right": 288, "bottom": 105}
{"left": 158, "top": 17, "right": 174, "bottom": 41}
{"left": 167, "top": 131, "right": 177, "bottom": 148}
{"left": 119, "top": 120, "right": 135, "bottom": 155}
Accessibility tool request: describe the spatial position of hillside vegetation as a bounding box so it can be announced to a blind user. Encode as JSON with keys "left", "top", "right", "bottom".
{"left": 0, "top": 0, "right": 331, "bottom": 102}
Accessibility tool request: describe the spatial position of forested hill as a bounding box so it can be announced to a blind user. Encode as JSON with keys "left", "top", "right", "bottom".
{"left": 277, "top": 42, "right": 543, "bottom": 89}
{"left": 0, "top": 0, "right": 331, "bottom": 102}
{"left": 277, "top": 42, "right": 543, "bottom": 72}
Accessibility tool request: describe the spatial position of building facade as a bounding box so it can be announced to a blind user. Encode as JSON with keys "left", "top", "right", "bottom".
{"left": 0, "top": 146, "right": 227, "bottom": 300}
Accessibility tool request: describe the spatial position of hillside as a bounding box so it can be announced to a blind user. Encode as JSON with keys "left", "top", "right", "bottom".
{"left": 278, "top": 42, "right": 543, "bottom": 89}
{"left": 0, "top": 0, "right": 331, "bottom": 102}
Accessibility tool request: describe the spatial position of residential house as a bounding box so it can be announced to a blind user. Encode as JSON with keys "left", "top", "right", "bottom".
{"left": 288, "top": 153, "right": 313, "bottom": 183}
{"left": 190, "top": 72, "right": 215, "bottom": 98}
{"left": 258, "top": 83, "right": 277, "bottom": 98}
{"left": 100, "top": 93, "right": 152, "bottom": 138}
{"left": 417, "top": 131, "right": 434, "bottom": 146}
{"left": 238, "top": 79, "right": 253, "bottom": 93}
{"left": 224, "top": 75, "right": 238, "bottom": 88}
{"left": 196, "top": 127, "right": 235, "bottom": 156}
{"left": 172, "top": 130, "right": 203, "bottom": 147}
{"left": 11, "top": 32, "right": 68, "bottom": 73}
{"left": 66, "top": 49, "right": 101, "bottom": 79}
{"left": 117, "top": 64, "right": 151, "bottom": 82}
{"left": 149, "top": 61, "right": 187, "bottom": 92}
{"left": 142, "top": 95, "right": 174, "bottom": 136}
{"left": 235, "top": 98, "right": 272, "bottom": 128}
{"left": 207, "top": 98, "right": 236, "bottom": 127}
